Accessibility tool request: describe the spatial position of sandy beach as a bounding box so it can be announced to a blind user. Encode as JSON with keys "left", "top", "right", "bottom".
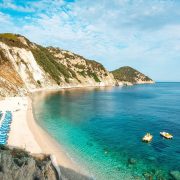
{"left": 0, "top": 96, "right": 91, "bottom": 180}
{"left": 0, "top": 97, "right": 41, "bottom": 153}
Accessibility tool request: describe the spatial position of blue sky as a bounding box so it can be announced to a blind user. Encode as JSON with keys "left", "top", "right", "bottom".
{"left": 0, "top": 0, "right": 180, "bottom": 81}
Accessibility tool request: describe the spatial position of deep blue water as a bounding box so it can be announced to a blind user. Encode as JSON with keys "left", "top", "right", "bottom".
{"left": 32, "top": 83, "right": 180, "bottom": 180}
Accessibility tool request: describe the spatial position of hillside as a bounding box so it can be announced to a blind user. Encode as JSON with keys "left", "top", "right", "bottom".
{"left": 0, "top": 33, "right": 115, "bottom": 97}
{"left": 0, "top": 33, "right": 154, "bottom": 97}
{"left": 111, "top": 66, "right": 154, "bottom": 85}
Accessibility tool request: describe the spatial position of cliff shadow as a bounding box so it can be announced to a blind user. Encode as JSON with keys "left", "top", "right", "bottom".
{"left": 59, "top": 165, "right": 94, "bottom": 180}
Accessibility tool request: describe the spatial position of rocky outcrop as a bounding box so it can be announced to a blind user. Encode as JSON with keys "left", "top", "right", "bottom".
{"left": 0, "top": 146, "right": 58, "bottom": 180}
{"left": 111, "top": 66, "right": 154, "bottom": 85}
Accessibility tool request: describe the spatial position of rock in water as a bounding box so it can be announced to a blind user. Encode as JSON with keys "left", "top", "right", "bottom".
{"left": 143, "top": 172, "right": 153, "bottom": 180}
{"left": 170, "top": 171, "right": 180, "bottom": 180}
{"left": 128, "top": 158, "right": 136, "bottom": 165}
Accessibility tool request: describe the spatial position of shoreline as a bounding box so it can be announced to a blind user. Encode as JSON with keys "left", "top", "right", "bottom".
{"left": 1, "top": 97, "right": 41, "bottom": 153}
{"left": 27, "top": 97, "right": 91, "bottom": 178}
{"left": 1, "top": 83, "right": 156, "bottom": 179}
{"left": 0, "top": 96, "right": 91, "bottom": 179}
{"left": 29, "top": 84, "right": 117, "bottom": 94}
{"left": 1, "top": 84, "right": 114, "bottom": 179}
{"left": 29, "top": 80, "right": 155, "bottom": 94}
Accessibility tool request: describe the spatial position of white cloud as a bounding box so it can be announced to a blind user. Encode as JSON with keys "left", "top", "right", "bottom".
{"left": 0, "top": 0, "right": 180, "bottom": 81}
{"left": 0, "top": 12, "right": 17, "bottom": 32}
{"left": 0, "top": 12, "right": 11, "bottom": 24}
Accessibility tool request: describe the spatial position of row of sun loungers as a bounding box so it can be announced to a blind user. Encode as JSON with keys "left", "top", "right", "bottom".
{"left": 0, "top": 111, "right": 12, "bottom": 145}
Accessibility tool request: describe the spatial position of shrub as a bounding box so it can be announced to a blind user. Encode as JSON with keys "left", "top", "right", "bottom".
{"left": 86, "top": 60, "right": 106, "bottom": 71}
{"left": 75, "top": 64, "right": 85, "bottom": 69}
{"left": 78, "top": 71, "right": 86, "bottom": 77}
{"left": 87, "top": 70, "right": 101, "bottom": 82}
{"left": 37, "top": 80, "right": 41, "bottom": 85}
{"left": 92, "top": 73, "right": 101, "bottom": 82}
{"left": 69, "top": 69, "right": 77, "bottom": 79}
{"left": 0, "top": 33, "right": 18, "bottom": 41}
{"left": 32, "top": 46, "right": 85, "bottom": 85}
{"left": 63, "top": 52, "right": 75, "bottom": 59}
{"left": 0, "top": 33, "right": 28, "bottom": 48}
{"left": 31, "top": 46, "right": 75, "bottom": 85}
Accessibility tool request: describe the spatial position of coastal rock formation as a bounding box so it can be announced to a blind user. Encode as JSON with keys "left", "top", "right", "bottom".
{"left": 111, "top": 66, "right": 154, "bottom": 85}
{"left": 0, "top": 146, "right": 58, "bottom": 180}
{"left": 0, "top": 33, "right": 154, "bottom": 97}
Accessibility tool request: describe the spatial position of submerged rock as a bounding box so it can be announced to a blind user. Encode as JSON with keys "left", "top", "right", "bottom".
{"left": 154, "top": 170, "right": 165, "bottom": 180}
{"left": 86, "top": 142, "right": 93, "bottom": 147}
{"left": 128, "top": 158, "right": 136, "bottom": 165}
{"left": 0, "top": 145, "right": 58, "bottom": 180}
{"left": 143, "top": 172, "right": 153, "bottom": 180}
{"left": 143, "top": 169, "right": 168, "bottom": 180}
{"left": 133, "top": 175, "right": 142, "bottom": 180}
{"left": 147, "top": 156, "right": 156, "bottom": 161}
{"left": 170, "top": 170, "right": 180, "bottom": 180}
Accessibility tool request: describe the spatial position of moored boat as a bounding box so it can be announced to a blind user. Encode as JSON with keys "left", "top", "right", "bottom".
{"left": 160, "top": 132, "right": 173, "bottom": 139}
{"left": 142, "top": 133, "right": 153, "bottom": 142}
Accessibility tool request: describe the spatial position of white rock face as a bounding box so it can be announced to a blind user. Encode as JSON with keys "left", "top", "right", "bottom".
{"left": 116, "top": 80, "right": 154, "bottom": 86}
{"left": 0, "top": 43, "right": 50, "bottom": 90}
{"left": 0, "top": 40, "right": 116, "bottom": 97}
{"left": 135, "top": 80, "right": 155, "bottom": 84}
{"left": 0, "top": 35, "right": 154, "bottom": 98}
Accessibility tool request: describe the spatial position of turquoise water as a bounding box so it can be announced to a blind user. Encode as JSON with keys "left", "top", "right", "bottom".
{"left": 32, "top": 83, "right": 180, "bottom": 180}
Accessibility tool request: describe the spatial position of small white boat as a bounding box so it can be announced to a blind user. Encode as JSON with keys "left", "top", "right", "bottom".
{"left": 142, "top": 133, "right": 153, "bottom": 142}
{"left": 160, "top": 132, "right": 173, "bottom": 139}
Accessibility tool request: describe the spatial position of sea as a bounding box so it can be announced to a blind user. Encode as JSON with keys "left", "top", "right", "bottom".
{"left": 32, "top": 83, "right": 180, "bottom": 180}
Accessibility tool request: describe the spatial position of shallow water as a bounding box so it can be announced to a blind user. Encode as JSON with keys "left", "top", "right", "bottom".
{"left": 32, "top": 83, "right": 180, "bottom": 180}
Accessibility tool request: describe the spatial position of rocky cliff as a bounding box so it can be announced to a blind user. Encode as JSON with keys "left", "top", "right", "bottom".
{"left": 0, "top": 33, "right": 116, "bottom": 97}
{"left": 111, "top": 66, "right": 154, "bottom": 86}
{"left": 0, "top": 146, "right": 58, "bottom": 180}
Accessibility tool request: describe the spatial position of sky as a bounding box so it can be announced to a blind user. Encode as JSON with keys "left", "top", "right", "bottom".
{"left": 0, "top": 0, "right": 180, "bottom": 81}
